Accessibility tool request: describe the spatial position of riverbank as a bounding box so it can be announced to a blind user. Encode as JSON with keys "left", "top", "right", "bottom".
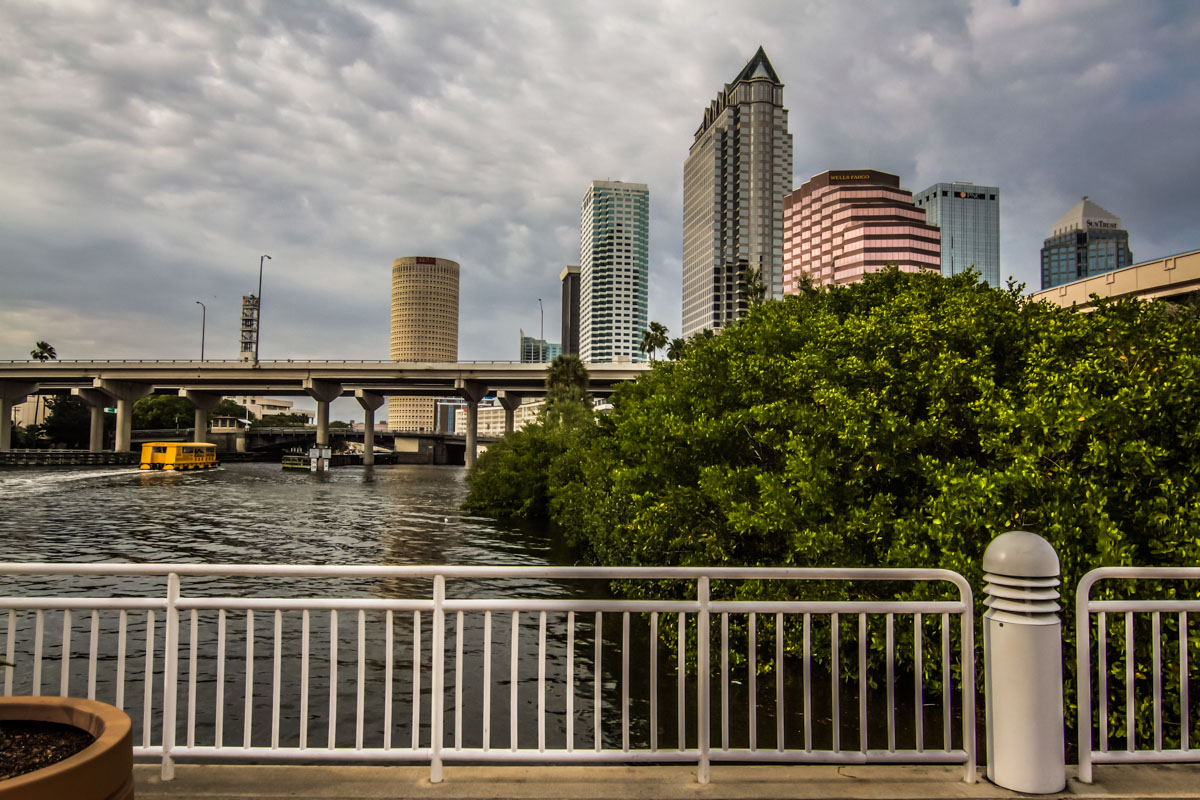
{"left": 133, "top": 763, "right": 1200, "bottom": 800}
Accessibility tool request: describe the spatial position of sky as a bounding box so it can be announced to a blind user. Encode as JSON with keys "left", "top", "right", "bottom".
{"left": 3, "top": 0, "right": 1200, "bottom": 408}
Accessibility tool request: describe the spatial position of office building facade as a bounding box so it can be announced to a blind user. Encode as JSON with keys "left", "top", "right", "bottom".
{"left": 682, "top": 47, "right": 793, "bottom": 336}
{"left": 1040, "top": 196, "right": 1132, "bottom": 289}
{"left": 913, "top": 182, "right": 1000, "bottom": 286}
{"left": 519, "top": 330, "right": 561, "bottom": 363}
{"left": 388, "top": 256, "right": 460, "bottom": 432}
{"left": 560, "top": 265, "right": 580, "bottom": 356}
{"left": 580, "top": 181, "right": 649, "bottom": 363}
{"left": 783, "top": 170, "right": 940, "bottom": 288}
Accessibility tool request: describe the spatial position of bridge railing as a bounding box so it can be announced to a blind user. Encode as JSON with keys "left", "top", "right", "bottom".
{"left": 0, "top": 564, "right": 975, "bottom": 784}
{"left": 1076, "top": 567, "right": 1200, "bottom": 782}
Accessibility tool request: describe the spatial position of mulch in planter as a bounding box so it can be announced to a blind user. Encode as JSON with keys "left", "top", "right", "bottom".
{"left": 0, "top": 720, "right": 96, "bottom": 781}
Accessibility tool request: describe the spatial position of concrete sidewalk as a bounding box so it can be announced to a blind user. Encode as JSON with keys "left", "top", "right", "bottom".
{"left": 134, "top": 763, "right": 1200, "bottom": 800}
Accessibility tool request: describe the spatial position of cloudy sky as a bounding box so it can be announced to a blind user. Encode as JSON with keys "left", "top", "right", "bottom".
{"left": 3, "top": 0, "right": 1199, "bottom": 373}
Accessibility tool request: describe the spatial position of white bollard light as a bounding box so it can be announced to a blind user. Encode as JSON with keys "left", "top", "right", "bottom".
{"left": 983, "top": 531, "right": 1066, "bottom": 794}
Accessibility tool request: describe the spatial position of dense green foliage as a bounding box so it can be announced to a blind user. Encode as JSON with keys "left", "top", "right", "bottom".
{"left": 214, "top": 399, "right": 255, "bottom": 420}
{"left": 41, "top": 396, "right": 105, "bottom": 448}
{"left": 133, "top": 395, "right": 194, "bottom": 429}
{"left": 468, "top": 270, "right": 1200, "bottom": 741}
{"left": 251, "top": 413, "right": 312, "bottom": 428}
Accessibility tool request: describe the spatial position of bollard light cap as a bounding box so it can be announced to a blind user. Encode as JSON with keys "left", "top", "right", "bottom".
{"left": 983, "top": 530, "right": 1060, "bottom": 578}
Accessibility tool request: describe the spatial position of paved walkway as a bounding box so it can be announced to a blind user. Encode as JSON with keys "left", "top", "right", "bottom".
{"left": 134, "top": 764, "right": 1200, "bottom": 800}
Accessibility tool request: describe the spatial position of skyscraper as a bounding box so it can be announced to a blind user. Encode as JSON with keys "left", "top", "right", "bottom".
{"left": 682, "top": 47, "right": 793, "bottom": 336}
{"left": 560, "top": 265, "right": 580, "bottom": 356}
{"left": 782, "top": 170, "right": 940, "bottom": 288}
{"left": 388, "top": 256, "right": 459, "bottom": 432}
{"left": 913, "top": 182, "right": 1001, "bottom": 287}
{"left": 1040, "top": 196, "right": 1133, "bottom": 290}
{"left": 580, "top": 181, "right": 649, "bottom": 363}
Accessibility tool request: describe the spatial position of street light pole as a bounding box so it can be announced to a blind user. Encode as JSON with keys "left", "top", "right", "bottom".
{"left": 538, "top": 297, "right": 544, "bottom": 362}
{"left": 195, "top": 301, "right": 206, "bottom": 361}
{"left": 255, "top": 254, "right": 271, "bottom": 363}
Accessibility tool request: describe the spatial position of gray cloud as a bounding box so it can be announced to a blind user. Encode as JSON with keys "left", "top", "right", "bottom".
{"left": 2, "top": 0, "right": 1199, "bottom": 371}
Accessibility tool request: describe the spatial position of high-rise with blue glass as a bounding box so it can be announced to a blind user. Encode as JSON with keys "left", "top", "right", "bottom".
{"left": 913, "top": 182, "right": 1000, "bottom": 287}
{"left": 580, "top": 180, "right": 649, "bottom": 363}
{"left": 1040, "top": 196, "right": 1132, "bottom": 290}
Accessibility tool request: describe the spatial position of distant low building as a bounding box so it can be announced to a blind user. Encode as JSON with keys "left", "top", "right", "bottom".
{"left": 455, "top": 398, "right": 545, "bottom": 437}
{"left": 520, "top": 330, "right": 561, "bottom": 363}
{"left": 1031, "top": 248, "right": 1200, "bottom": 308}
{"left": 228, "top": 396, "right": 309, "bottom": 422}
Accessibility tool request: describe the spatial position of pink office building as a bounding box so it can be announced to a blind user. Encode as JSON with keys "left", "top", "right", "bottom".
{"left": 783, "top": 170, "right": 940, "bottom": 290}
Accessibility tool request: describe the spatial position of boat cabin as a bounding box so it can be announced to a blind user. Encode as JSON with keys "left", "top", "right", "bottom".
{"left": 139, "top": 442, "right": 219, "bottom": 471}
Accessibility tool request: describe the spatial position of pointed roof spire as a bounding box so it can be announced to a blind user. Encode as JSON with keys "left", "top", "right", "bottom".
{"left": 733, "top": 46, "right": 780, "bottom": 85}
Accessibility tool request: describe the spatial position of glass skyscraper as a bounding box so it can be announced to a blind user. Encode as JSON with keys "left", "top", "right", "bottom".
{"left": 580, "top": 181, "right": 649, "bottom": 363}
{"left": 1040, "top": 196, "right": 1132, "bottom": 290}
{"left": 682, "top": 47, "right": 792, "bottom": 336}
{"left": 913, "top": 182, "right": 1000, "bottom": 287}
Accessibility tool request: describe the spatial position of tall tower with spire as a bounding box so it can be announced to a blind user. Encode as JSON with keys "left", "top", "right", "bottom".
{"left": 682, "top": 47, "right": 793, "bottom": 336}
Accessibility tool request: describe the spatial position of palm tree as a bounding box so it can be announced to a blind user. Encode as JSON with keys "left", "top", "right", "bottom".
{"left": 666, "top": 337, "right": 687, "bottom": 361}
{"left": 639, "top": 321, "right": 669, "bottom": 360}
{"left": 28, "top": 341, "right": 56, "bottom": 437}
{"left": 545, "top": 353, "right": 589, "bottom": 395}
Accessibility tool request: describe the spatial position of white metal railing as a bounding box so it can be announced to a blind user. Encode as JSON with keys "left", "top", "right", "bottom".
{"left": 0, "top": 563, "right": 976, "bottom": 784}
{"left": 1076, "top": 567, "right": 1200, "bottom": 782}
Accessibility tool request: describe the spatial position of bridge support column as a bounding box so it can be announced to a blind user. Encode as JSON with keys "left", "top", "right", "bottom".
{"left": 316, "top": 402, "right": 330, "bottom": 448}
{"left": 97, "top": 380, "right": 153, "bottom": 453}
{"left": 0, "top": 382, "right": 35, "bottom": 452}
{"left": 303, "top": 379, "right": 343, "bottom": 472}
{"left": 497, "top": 391, "right": 524, "bottom": 435}
{"left": 72, "top": 387, "right": 110, "bottom": 452}
{"left": 355, "top": 390, "right": 385, "bottom": 467}
{"left": 455, "top": 379, "right": 488, "bottom": 469}
{"left": 180, "top": 390, "right": 222, "bottom": 444}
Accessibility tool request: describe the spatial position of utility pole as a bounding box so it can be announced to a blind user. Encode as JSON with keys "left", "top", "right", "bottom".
{"left": 255, "top": 254, "right": 271, "bottom": 363}
{"left": 538, "top": 298, "right": 544, "bottom": 362}
{"left": 195, "top": 301, "right": 206, "bottom": 361}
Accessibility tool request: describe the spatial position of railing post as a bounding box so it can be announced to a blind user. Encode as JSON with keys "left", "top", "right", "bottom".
{"left": 983, "top": 531, "right": 1065, "bottom": 794}
{"left": 696, "top": 576, "right": 711, "bottom": 784}
{"left": 1077, "top": 572, "right": 1096, "bottom": 784}
{"left": 161, "top": 572, "right": 180, "bottom": 781}
{"left": 430, "top": 574, "right": 445, "bottom": 783}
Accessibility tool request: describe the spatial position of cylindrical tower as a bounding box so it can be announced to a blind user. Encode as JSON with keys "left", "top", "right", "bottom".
{"left": 389, "top": 256, "right": 460, "bottom": 433}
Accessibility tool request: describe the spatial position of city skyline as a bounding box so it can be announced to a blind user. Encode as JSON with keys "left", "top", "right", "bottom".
{"left": 3, "top": 2, "right": 1200, "bottom": 375}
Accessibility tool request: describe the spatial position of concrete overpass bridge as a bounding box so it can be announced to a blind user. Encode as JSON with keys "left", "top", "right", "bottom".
{"left": 0, "top": 360, "right": 647, "bottom": 466}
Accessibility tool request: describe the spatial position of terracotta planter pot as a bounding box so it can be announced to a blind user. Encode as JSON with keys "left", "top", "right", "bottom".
{"left": 0, "top": 696, "right": 134, "bottom": 800}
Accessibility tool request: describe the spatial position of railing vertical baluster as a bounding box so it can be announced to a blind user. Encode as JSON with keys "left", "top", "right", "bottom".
{"left": 242, "top": 610, "right": 252, "bottom": 750}
{"left": 677, "top": 611, "right": 685, "bottom": 751}
{"left": 161, "top": 575, "right": 180, "bottom": 780}
{"left": 698, "top": 576, "right": 711, "bottom": 784}
{"left": 539, "top": 611, "right": 548, "bottom": 753}
{"left": 510, "top": 610, "right": 519, "bottom": 752}
{"left": 1181, "top": 612, "right": 1190, "bottom": 752}
{"left": 886, "top": 612, "right": 895, "bottom": 753}
{"left": 594, "top": 611, "right": 602, "bottom": 752}
{"left": 214, "top": 610, "right": 223, "bottom": 747}
{"left": 1099, "top": 611, "right": 1108, "bottom": 752}
{"left": 831, "top": 612, "right": 840, "bottom": 753}
{"left": 1126, "top": 611, "right": 1135, "bottom": 751}
{"left": 721, "top": 612, "right": 729, "bottom": 751}
{"left": 1152, "top": 611, "right": 1162, "bottom": 752}
{"left": 4, "top": 610, "right": 15, "bottom": 696}
{"left": 431, "top": 575, "right": 445, "bottom": 783}
{"left": 858, "top": 612, "right": 867, "bottom": 753}
{"left": 650, "top": 612, "right": 658, "bottom": 752}
{"left": 356, "top": 610, "right": 366, "bottom": 750}
{"left": 748, "top": 612, "right": 757, "bottom": 751}
{"left": 940, "top": 612, "right": 950, "bottom": 751}
{"left": 187, "top": 611, "right": 197, "bottom": 749}
{"left": 60, "top": 609, "right": 71, "bottom": 696}
{"left": 272, "top": 610, "right": 282, "bottom": 751}
{"left": 803, "top": 613, "right": 812, "bottom": 752}
{"left": 455, "top": 611, "right": 464, "bottom": 752}
{"left": 32, "top": 609, "right": 43, "bottom": 696}
{"left": 960, "top": 590, "right": 977, "bottom": 783}
{"left": 483, "top": 610, "right": 492, "bottom": 751}
{"left": 776, "top": 611, "right": 784, "bottom": 753}
{"left": 913, "top": 613, "right": 923, "bottom": 752}
{"left": 300, "top": 610, "right": 309, "bottom": 750}
{"left": 411, "top": 611, "right": 420, "bottom": 750}
{"left": 383, "top": 610, "right": 392, "bottom": 751}
{"left": 145, "top": 610, "right": 156, "bottom": 749}
{"left": 621, "top": 611, "right": 629, "bottom": 752}
{"left": 329, "top": 609, "right": 338, "bottom": 750}
{"left": 89, "top": 610, "right": 100, "bottom": 701}
{"left": 567, "top": 611, "right": 575, "bottom": 753}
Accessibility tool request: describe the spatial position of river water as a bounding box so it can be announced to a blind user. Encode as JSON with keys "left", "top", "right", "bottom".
{"left": 0, "top": 463, "right": 951, "bottom": 757}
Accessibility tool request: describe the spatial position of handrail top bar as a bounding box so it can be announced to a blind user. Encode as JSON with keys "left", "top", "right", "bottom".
{"left": 1077, "top": 566, "right": 1200, "bottom": 601}
{"left": 0, "top": 561, "right": 970, "bottom": 585}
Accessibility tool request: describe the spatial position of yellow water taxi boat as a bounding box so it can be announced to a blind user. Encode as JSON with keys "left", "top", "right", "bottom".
{"left": 139, "top": 442, "right": 219, "bottom": 471}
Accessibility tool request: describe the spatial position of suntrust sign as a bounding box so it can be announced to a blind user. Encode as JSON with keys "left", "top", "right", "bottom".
{"left": 1087, "top": 220, "right": 1118, "bottom": 229}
